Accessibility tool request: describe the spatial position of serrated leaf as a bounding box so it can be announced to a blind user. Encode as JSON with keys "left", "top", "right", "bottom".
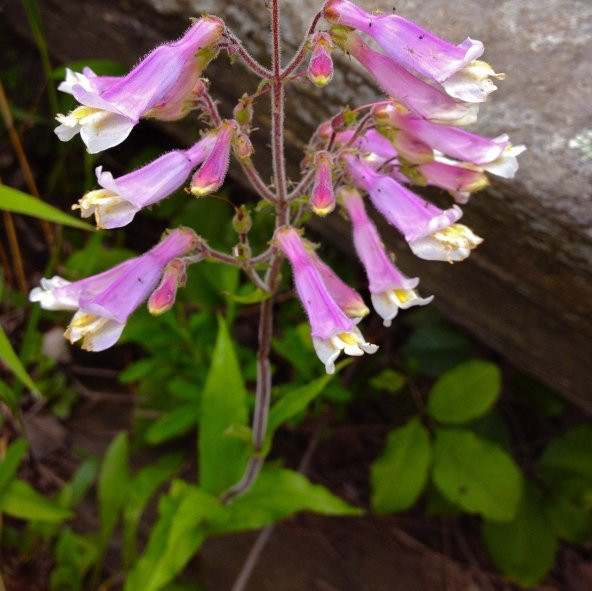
{"left": 0, "top": 479, "right": 72, "bottom": 522}
{"left": 198, "top": 317, "right": 248, "bottom": 495}
{"left": 213, "top": 467, "right": 362, "bottom": 533}
{"left": 427, "top": 360, "right": 501, "bottom": 424}
{"left": 483, "top": 483, "right": 557, "bottom": 587}
{"left": 433, "top": 428, "right": 523, "bottom": 521}
{"left": 146, "top": 405, "right": 200, "bottom": 445}
{"left": 0, "top": 439, "right": 28, "bottom": 496}
{"left": 0, "top": 324, "right": 39, "bottom": 396}
{"left": 538, "top": 426, "right": 592, "bottom": 485}
{"left": 371, "top": 418, "right": 431, "bottom": 514}
{"left": 0, "top": 184, "right": 93, "bottom": 230}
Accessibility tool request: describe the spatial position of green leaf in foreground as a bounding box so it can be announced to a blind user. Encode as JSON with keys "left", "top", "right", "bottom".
{"left": 0, "top": 324, "right": 39, "bottom": 397}
{"left": 0, "top": 479, "right": 72, "bottom": 522}
{"left": 0, "top": 184, "right": 93, "bottom": 230}
{"left": 432, "top": 428, "right": 523, "bottom": 521}
{"left": 538, "top": 425, "right": 592, "bottom": 484}
{"left": 427, "top": 360, "right": 501, "bottom": 424}
{"left": 199, "top": 316, "right": 248, "bottom": 495}
{"left": 483, "top": 483, "right": 557, "bottom": 587}
{"left": 371, "top": 418, "right": 431, "bottom": 514}
{"left": 214, "top": 467, "right": 362, "bottom": 533}
{"left": 0, "top": 439, "right": 28, "bottom": 496}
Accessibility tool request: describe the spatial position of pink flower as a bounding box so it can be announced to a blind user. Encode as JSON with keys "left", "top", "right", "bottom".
{"left": 311, "top": 151, "right": 336, "bottom": 216}
{"left": 77, "top": 134, "right": 217, "bottom": 228}
{"left": 190, "top": 120, "right": 238, "bottom": 196}
{"left": 29, "top": 229, "right": 198, "bottom": 351}
{"left": 324, "top": 0, "right": 500, "bottom": 102}
{"left": 55, "top": 17, "right": 224, "bottom": 153}
{"left": 345, "top": 155, "right": 482, "bottom": 262}
{"left": 308, "top": 32, "right": 335, "bottom": 87}
{"left": 331, "top": 30, "right": 479, "bottom": 126}
{"left": 340, "top": 187, "right": 432, "bottom": 326}
{"left": 276, "top": 228, "right": 377, "bottom": 374}
{"left": 375, "top": 105, "right": 525, "bottom": 177}
{"left": 417, "top": 160, "right": 489, "bottom": 203}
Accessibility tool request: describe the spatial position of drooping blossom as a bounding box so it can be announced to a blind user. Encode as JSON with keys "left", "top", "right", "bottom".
{"left": 190, "top": 120, "right": 237, "bottom": 196}
{"left": 308, "top": 32, "right": 335, "bottom": 87}
{"left": 330, "top": 29, "right": 478, "bottom": 126}
{"left": 77, "top": 134, "right": 217, "bottom": 228}
{"left": 29, "top": 229, "right": 198, "bottom": 351}
{"left": 340, "top": 187, "right": 432, "bottom": 326}
{"left": 374, "top": 104, "right": 525, "bottom": 178}
{"left": 148, "top": 259, "right": 188, "bottom": 315}
{"left": 345, "top": 155, "right": 482, "bottom": 262}
{"left": 55, "top": 17, "right": 224, "bottom": 153}
{"left": 310, "top": 151, "right": 336, "bottom": 215}
{"left": 276, "top": 227, "right": 377, "bottom": 374}
{"left": 324, "top": 0, "right": 501, "bottom": 103}
{"left": 416, "top": 160, "right": 490, "bottom": 203}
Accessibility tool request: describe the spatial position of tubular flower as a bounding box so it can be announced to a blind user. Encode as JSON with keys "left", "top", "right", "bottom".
{"left": 308, "top": 32, "right": 335, "bottom": 87}
{"left": 323, "top": 0, "right": 500, "bottom": 103}
{"left": 29, "top": 229, "right": 199, "bottom": 351}
{"left": 190, "top": 120, "right": 238, "bottom": 196}
{"left": 148, "top": 259, "right": 188, "bottom": 315}
{"left": 276, "top": 228, "right": 377, "bottom": 374}
{"left": 416, "top": 160, "right": 490, "bottom": 203}
{"left": 77, "top": 134, "right": 217, "bottom": 228}
{"left": 345, "top": 155, "right": 481, "bottom": 262}
{"left": 332, "top": 29, "right": 479, "bottom": 126}
{"left": 310, "top": 151, "right": 336, "bottom": 216}
{"left": 340, "top": 187, "right": 432, "bottom": 326}
{"left": 375, "top": 104, "right": 525, "bottom": 177}
{"left": 55, "top": 17, "right": 224, "bottom": 153}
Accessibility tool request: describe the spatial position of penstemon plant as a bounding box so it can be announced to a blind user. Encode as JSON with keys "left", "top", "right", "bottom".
{"left": 30, "top": 0, "right": 524, "bottom": 509}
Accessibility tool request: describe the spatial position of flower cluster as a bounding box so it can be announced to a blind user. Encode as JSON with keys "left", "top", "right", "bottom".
{"left": 31, "top": 1, "right": 523, "bottom": 375}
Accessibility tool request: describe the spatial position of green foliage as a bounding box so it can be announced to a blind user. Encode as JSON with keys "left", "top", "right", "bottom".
{"left": 0, "top": 479, "right": 72, "bottom": 522}
{"left": 483, "top": 483, "right": 557, "bottom": 587}
{"left": 0, "top": 439, "right": 28, "bottom": 495}
{"left": 427, "top": 360, "right": 501, "bottom": 424}
{"left": 432, "top": 428, "right": 523, "bottom": 521}
{"left": 370, "top": 418, "right": 431, "bottom": 513}
{"left": 0, "top": 184, "right": 93, "bottom": 230}
{"left": 198, "top": 316, "right": 249, "bottom": 495}
{"left": 369, "top": 368, "right": 406, "bottom": 394}
{"left": 0, "top": 323, "right": 39, "bottom": 399}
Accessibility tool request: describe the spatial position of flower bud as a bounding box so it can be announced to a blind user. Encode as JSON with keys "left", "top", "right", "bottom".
{"left": 233, "top": 94, "right": 254, "bottom": 128}
{"left": 148, "top": 259, "right": 187, "bottom": 315}
{"left": 310, "top": 151, "right": 335, "bottom": 216}
{"left": 308, "top": 33, "right": 334, "bottom": 87}
{"left": 233, "top": 132, "right": 254, "bottom": 160}
{"left": 232, "top": 205, "right": 253, "bottom": 234}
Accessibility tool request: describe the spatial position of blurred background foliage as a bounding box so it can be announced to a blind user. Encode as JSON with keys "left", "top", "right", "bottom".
{"left": 1, "top": 3, "right": 591, "bottom": 590}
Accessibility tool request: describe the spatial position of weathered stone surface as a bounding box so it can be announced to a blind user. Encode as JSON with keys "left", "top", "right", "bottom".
{"left": 4, "top": 0, "right": 592, "bottom": 406}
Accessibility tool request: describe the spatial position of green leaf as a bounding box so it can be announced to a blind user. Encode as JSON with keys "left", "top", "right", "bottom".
{"left": 483, "top": 483, "right": 557, "bottom": 587}
{"left": 432, "top": 428, "right": 523, "bottom": 521}
{"left": 0, "top": 479, "right": 72, "bottom": 522}
{"left": 543, "top": 477, "right": 592, "bottom": 544}
{"left": 119, "top": 359, "right": 157, "bottom": 384}
{"left": 51, "top": 529, "right": 99, "bottom": 591}
{"left": 0, "top": 379, "right": 18, "bottom": 410}
{"left": 199, "top": 316, "right": 248, "bottom": 495}
{"left": 267, "top": 370, "right": 339, "bottom": 435}
{"left": 0, "top": 324, "right": 39, "bottom": 396}
{"left": 538, "top": 426, "right": 592, "bottom": 485}
{"left": 57, "top": 460, "right": 98, "bottom": 510}
{"left": 427, "top": 360, "right": 501, "bottom": 424}
{"left": 370, "top": 418, "right": 431, "bottom": 514}
{"left": 125, "top": 482, "right": 222, "bottom": 591}
{"left": 98, "top": 433, "right": 130, "bottom": 545}
{"left": 213, "top": 467, "right": 362, "bottom": 533}
{"left": 0, "top": 439, "right": 28, "bottom": 496}
{"left": 123, "top": 453, "right": 184, "bottom": 567}
{"left": 369, "top": 369, "right": 406, "bottom": 394}
{"left": 223, "top": 287, "right": 272, "bottom": 304}
{"left": 146, "top": 405, "right": 200, "bottom": 445}
{"left": 0, "top": 184, "right": 93, "bottom": 230}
